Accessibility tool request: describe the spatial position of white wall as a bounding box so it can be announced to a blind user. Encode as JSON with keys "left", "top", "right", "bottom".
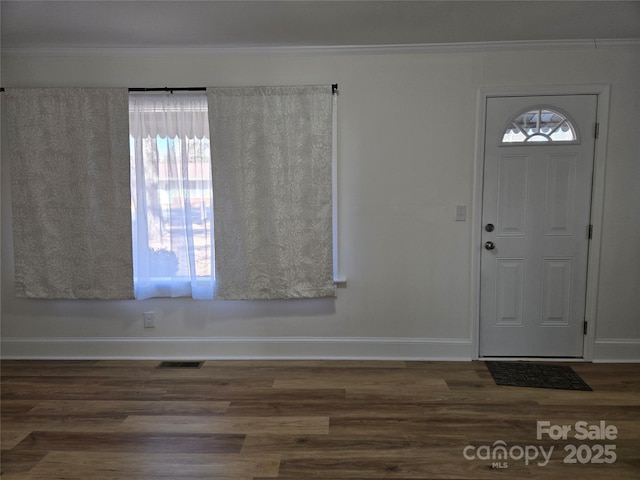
{"left": 2, "top": 44, "right": 639, "bottom": 360}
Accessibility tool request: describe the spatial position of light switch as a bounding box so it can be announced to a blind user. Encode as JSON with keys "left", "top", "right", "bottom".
{"left": 455, "top": 205, "right": 467, "bottom": 222}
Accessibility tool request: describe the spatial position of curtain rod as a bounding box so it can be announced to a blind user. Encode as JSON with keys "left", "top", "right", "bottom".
{"left": 129, "top": 87, "right": 205, "bottom": 93}
{"left": 0, "top": 85, "right": 339, "bottom": 94}
{"left": 130, "top": 84, "right": 339, "bottom": 94}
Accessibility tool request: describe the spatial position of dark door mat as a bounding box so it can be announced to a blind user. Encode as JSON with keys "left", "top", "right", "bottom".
{"left": 486, "top": 361, "right": 592, "bottom": 391}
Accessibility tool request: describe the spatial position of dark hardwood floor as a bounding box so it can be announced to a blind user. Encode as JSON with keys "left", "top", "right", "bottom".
{"left": 1, "top": 360, "right": 639, "bottom": 479}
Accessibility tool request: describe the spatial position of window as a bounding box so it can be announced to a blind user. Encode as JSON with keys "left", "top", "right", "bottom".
{"left": 501, "top": 107, "right": 578, "bottom": 144}
{"left": 129, "top": 86, "right": 336, "bottom": 300}
{"left": 129, "top": 94, "right": 215, "bottom": 299}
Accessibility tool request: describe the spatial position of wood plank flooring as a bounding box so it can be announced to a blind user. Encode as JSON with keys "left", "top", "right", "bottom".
{"left": 1, "top": 360, "right": 639, "bottom": 479}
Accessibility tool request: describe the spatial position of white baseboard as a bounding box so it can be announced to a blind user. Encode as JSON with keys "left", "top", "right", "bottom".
{"left": 0, "top": 336, "right": 473, "bottom": 361}
{"left": 592, "top": 339, "right": 640, "bottom": 363}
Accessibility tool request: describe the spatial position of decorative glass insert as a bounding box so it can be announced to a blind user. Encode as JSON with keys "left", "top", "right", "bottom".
{"left": 502, "top": 108, "right": 577, "bottom": 144}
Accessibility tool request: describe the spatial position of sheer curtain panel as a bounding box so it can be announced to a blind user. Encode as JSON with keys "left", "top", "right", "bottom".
{"left": 6, "top": 88, "right": 133, "bottom": 299}
{"left": 207, "top": 86, "right": 335, "bottom": 300}
{"left": 129, "top": 94, "right": 215, "bottom": 299}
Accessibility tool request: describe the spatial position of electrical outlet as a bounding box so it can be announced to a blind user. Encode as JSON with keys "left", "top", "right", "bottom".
{"left": 143, "top": 312, "right": 155, "bottom": 328}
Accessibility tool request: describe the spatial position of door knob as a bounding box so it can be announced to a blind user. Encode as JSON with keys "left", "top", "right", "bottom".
{"left": 484, "top": 241, "right": 496, "bottom": 250}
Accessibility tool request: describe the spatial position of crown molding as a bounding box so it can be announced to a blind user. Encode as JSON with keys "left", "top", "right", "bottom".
{"left": 2, "top": 38, "right": 639, "bottom": 57}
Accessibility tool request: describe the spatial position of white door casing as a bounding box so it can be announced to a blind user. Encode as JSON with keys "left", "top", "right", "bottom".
{"left": 479, "top": 95, "right": 598, "bottom": 358}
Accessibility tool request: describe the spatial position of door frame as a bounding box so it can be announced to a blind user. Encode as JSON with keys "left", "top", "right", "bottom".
{"left": 471, "top": 85, "right": 611, "bottom": 361}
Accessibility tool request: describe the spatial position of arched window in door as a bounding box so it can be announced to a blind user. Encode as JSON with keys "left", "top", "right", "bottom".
{"left": 501, "top": 107, "right": 578, "bottom": 144}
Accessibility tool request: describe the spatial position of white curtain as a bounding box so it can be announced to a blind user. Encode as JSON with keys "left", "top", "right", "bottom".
{"left": 6, "top": 88, "right": 133, "bottom": 299}
{"left": 207, "top": 86, "right": 335, "bottom": 299}
{"left": 129, "top": 93, "right": 215, "bottom": 299}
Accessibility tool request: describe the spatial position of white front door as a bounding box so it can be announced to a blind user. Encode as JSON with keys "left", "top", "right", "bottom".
{"left": 479, "top": 95, "right": 598, "bottom": 357}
